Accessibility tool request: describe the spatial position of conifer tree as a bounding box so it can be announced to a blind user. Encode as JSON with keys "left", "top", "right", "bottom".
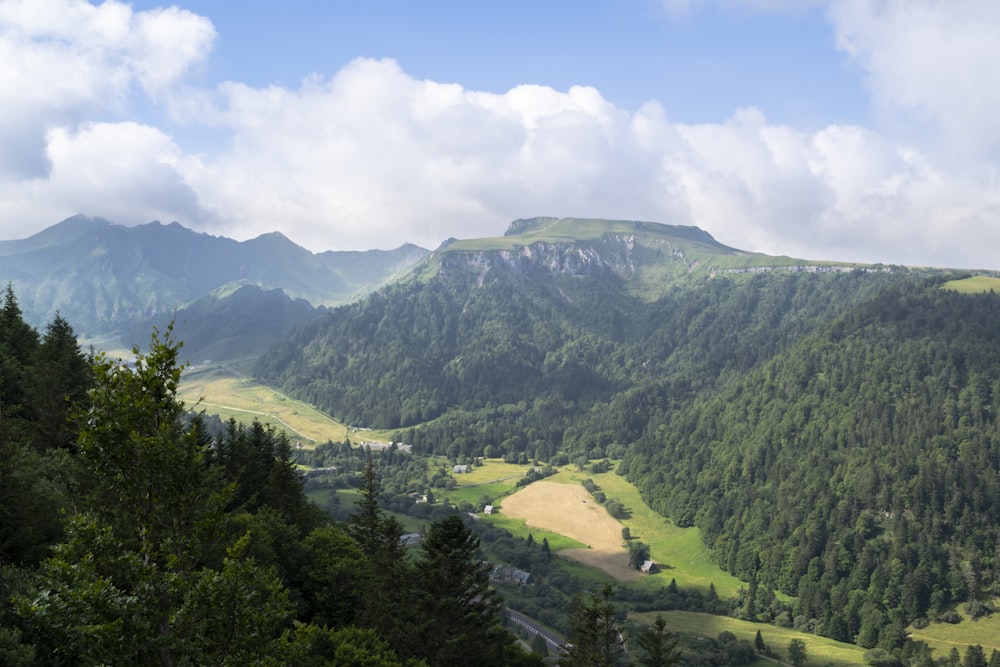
{"left": 635, "top": 613, "right": 681, "bottom": 667}
{"left": 562, "top": 583, "right": 624, "bottom": 667}
{"left": 17, "top": 326, "right": 296, "bottom": 665}
{"left": 346, "top": 455, "right": 412, "bottom": 651}
{"left": 412, "top": 514, "right": 534, "bottom": 667}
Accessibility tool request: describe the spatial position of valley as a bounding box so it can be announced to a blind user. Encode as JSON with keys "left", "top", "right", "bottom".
{"left": 6, "top": 215, "right": 1000, "bottom": 665}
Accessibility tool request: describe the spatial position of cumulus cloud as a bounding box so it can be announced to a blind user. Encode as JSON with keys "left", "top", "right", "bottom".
{"left": 828, "top": 0, "right": 1000, "bottom": 161}
{"left": 1, "top": 0, "right": 1000, "bottom": 270}
{"left": 0, "top": 0, "right": 213, "bottom": 185}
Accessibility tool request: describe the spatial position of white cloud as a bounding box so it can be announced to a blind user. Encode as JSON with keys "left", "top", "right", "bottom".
{"left": 1, "top": 1, "right": 999, "bottom": 270}
{"left": 828, "top": 0, "right": 1000, "bottom": 162}
{"left": 46, "top": 121, "right": 201, "bottom": 224}
{"left": 0, "top": 0, "right": 214, "bottom": 181}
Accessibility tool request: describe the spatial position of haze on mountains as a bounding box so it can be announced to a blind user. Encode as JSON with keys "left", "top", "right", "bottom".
{"left": 0, "top": 214, "right": 429, "bottom": 359}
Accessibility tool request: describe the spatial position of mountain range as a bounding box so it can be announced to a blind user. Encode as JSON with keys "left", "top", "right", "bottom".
{"left": 0, "top": 214, "right": 429, "bottom": 359}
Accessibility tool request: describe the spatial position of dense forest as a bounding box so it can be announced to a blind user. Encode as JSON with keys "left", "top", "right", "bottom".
{"left": 0, "top": 287, "right": 545, "bottom": 666}
{"left": 620, "top": 283, "right": 1000, "bottom": 646}
{"left": 254, "top": 240, "right": 1000, "bottom": 661}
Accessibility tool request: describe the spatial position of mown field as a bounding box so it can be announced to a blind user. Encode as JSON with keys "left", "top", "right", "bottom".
{"left": 178, "top": 364, "right": 348, "bottom": 446}
{"left": 442, "top": 460, "right": 744, "bottom": 598}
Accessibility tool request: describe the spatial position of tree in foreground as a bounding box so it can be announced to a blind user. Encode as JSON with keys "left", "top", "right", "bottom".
{"left": 788, "top": 637, "right": 808, "bottom": 667}
{"left": 561, "top": 583, "right": 625, "bottom": 667}
{"left": 635, "top": 613, "right": 681, "bottom": 667}
{"left": 346, "top": 455, "right": 412, "bottom": 647}
{"left": 411, "top": 514, "right": 539, "bottom": 667}
{"left": 965, "top": 644, "right": 989, "bottom": 667}
{"left": 16, "top": 327, "right": 296, "bottom": 665}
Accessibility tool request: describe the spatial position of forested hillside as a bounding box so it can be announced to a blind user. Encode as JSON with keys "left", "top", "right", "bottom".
{"left": 620, "top": 282, "right": 1000, "bottom": 646}
{"left": 254, "top": 218, "right": 1000, "bottom": 654}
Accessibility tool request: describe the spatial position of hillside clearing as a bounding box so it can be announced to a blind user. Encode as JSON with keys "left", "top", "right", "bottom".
{"left": 631, "top": 610, "right": 868, "bottom": 666}
{"left": 941, "top": 275, "right": 1000, "bottom": 293}
{"left": 500, "top": 481, "right": 641, "bottom": 581}
{"left": 178, "top": 365, "right": 348, "bottom": 446}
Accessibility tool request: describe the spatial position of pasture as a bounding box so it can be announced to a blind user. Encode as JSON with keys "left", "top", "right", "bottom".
{"left": 631, "top": 610, "right": 868, "bottom": 666}
{"left": 178, "top": 364, "right": 348, "bottom": 446}
{"left": 907, "top": 611, "right": 1000, "bottom": 657}
{"left": 491, "top": 464, "right": 744, "bottom": 597}
{"left": 500, "top": 481, "right": 641, "bottom": 581}
{"left": 942, "top": 275, "right": 1000, "bottom": 294}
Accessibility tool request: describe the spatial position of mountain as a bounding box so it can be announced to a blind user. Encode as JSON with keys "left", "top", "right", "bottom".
{"left": 255, "top": 216, "right": 896, "bottom": 431}
{"left": 253, "top": 215, "right": 1000, "bottom": 645}
{"left": 124, "top": 283, "right": 328, "bottom": 364}
{"left": 0, "top": 215, "right": 429, "bottom": 348}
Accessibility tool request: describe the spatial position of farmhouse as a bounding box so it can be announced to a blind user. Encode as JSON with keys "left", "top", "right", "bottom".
{"left": 453, "top": 464, "right": 469, "bottom": 474}
{"left": 491, "top": 565, "right": 534, "bottom": 585}
{"left": 640, "top": 559, "right": 658, "bottom": 574}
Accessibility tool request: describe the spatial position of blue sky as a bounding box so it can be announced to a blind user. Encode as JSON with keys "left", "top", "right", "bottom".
{"left": 2, "top": 0, "right": 999, "bottom": 269}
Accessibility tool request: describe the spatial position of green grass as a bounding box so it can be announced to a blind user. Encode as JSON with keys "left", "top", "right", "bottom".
{"left": 908, "top": 610, "right": 1000, "bottom": 656}
{"left": 439, "top": 459, "right": 745, "bottom": 598}
{"left": 178, "top": 365, "right": 348, "bottom": 446}
{"left": 547, "top": 466, "right": 744, "bottom": 598}
{"left": 631, "top": 611, "right": 868, "bottom": 666}
{"left": 484, "top": 514, "right": 587, "bottom": 551}
{"left": 941, "top": 275, "right": 1000, "bottom": 294}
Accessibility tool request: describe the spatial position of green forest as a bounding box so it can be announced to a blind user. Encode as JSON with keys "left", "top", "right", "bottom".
{"left": 0, "top": 286, "right": 547, "bottom": 666}
{"left": 253, "top": 249, "right": 1000, "bottom": 665}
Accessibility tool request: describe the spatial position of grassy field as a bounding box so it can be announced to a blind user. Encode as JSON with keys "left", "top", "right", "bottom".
{"left": 907, "top": 610, "right": 1000, "bottom": 656}
{"left": 941, "top": 275, "right": 1000, "bottom": 293}
{"left": 632, "top": 610, "right": 868, "bottom": 666}
{"left": 546, "top": 466, "right": 744, "bottom": 598}
{"left": 501, "top": 480, "right": 642, "bottom": 581}
{"left": 464, "top": 461, "right": 744, "bottom": 598}
{"left": 178, "top": 364, "right": 348, "bottom": 446}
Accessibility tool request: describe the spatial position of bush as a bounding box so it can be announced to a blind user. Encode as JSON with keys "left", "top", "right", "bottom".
{"left": 936, "top": 609, "right": 962, "bottom": 624}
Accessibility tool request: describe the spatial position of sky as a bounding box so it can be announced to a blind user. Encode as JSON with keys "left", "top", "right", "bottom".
{"left": 1, "top": 1, "right": 999, "bottom": 269}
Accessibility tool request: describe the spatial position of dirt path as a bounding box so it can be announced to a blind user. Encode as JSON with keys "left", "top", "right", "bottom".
{"left": 500, "top": 481, "right": 641, "bottom": 581}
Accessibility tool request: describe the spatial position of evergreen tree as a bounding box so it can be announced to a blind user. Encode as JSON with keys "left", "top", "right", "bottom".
{"left": 31, "top": 313, "right": 92, "bottom": 451}
{"left": 965, "top": 645, "right": 989, "bottom": 667}
{"left": 16, "top": 326, "right": 296, "bottom": 665}
{"left": 346, "top": 455, "right": 412, "bottom": 650}
{"left": 562, "top": 583, "right": 625, "bottom": 667}
{"left": 635, "top": 613, "right": 681, "bottom": 667}
{"left": 754, "top": 629, "right": 767, "bottom": 654}
{"left": 412, "top": 514, "right": 530, "bottom": 667}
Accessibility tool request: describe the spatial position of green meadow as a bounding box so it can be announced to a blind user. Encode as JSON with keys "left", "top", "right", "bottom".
{"left": 941, "top": 275, "right": 1000, "bottom": 293}
{"left": 631, "top": 610, "right": 868, "bottom": 666}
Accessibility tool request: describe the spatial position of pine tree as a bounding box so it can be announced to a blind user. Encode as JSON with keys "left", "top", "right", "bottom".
{"left": 32, "top": 313, "right": 92, "bottom": 450}
{"left": 635, "top": 613, "right": 681, "bottom": 667}
{"left": 346, "top": 455, "right": 412, "bottom": 651}
{"left": 412, "top": 514, "right": 528, "bottom": 667}
{"left": 965, "top": 645, "right": 989, "bottom": 667}
{"left": 562, "top": 583, "right": 624, "bottom": 667}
